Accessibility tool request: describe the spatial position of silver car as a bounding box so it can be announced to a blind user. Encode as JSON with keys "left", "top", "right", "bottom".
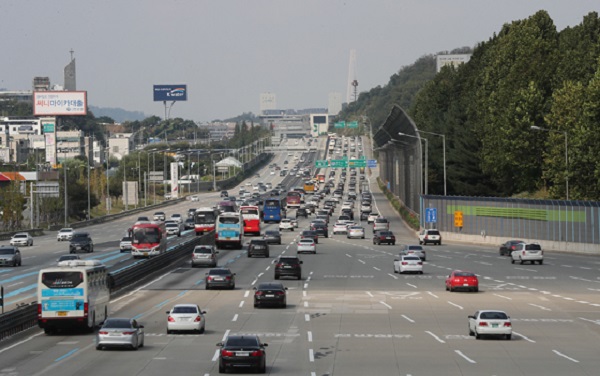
{"left": 191, "top": 245, "right": 218, "bottom": 267}
{"left": 297, "top": 238, "right": 316, "bottom": 254}
{"left": 347, "top": 226, "right": 365, "bottom": 239}
{"left": 0, "top": 246, "right": 22, "bottom": 267}
{"left": 400, "top": 245, "right": 426, "bottom": 261}
{"left": 10, "top": 232, "right": 33, "bottom": 247}
{"left": 57, "top": 228, "right": 74, "bottom": 241}
{"left": 166, "top": 304, "right": 206, "bottom": 334}
{"left": 96, "top": 318, "right": 144, "bottom": 350}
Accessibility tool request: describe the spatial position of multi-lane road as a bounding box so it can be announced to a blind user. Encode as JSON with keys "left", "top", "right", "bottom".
{"left": 1, "top": 137, "right": 600, "bottom": 376}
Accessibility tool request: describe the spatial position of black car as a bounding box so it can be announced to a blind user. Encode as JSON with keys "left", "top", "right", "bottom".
{"left": 373, "top": 230, "right": 396, "bottom": 245}
{"left": 274, "top": 256, "right": 302, "bottom": 280}
{"left": 499, "top": 240, "right": 525, "bottom": 256}
{"left": 270, "top": 189, "right": 280, "bottom": 197}
{"left": 220, "top": 190, "right": 229, "bottom": 197}
{"left": 296, "top": 207, "right": 308, "bottom": 218}
{"left": 311, "top": 223, "right": 329, "bottom": 238}
{"left": 69, "top": 232, "right": 94, "bottom": 253}
{"left": 360, "top": 212, "right": 369, "bottom": 221}
{"left": 217, "top": 335, "right": 268, "bottom": 374}
{"left": 248, "top": 239, "right": 270, "bottom": 258}
{"left": 301, "top": 230, "right": 319, "bottom": 244}
{"left": 184, "top": 218, "right": 195, "bottom": 230}
{"left": 263, "top": 230, "right": 282, "bottom": 245}
{"left": 205, "top": 268, "right": 236, "bottom": 290}
{"left": 253, "top": 282, "right": 288, "bottom": 308}
{"left": 341, "top": 208, "right": 354, "bottom": 220}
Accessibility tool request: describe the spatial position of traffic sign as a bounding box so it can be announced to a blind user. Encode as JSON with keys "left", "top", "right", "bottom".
{"left": 315, "top": 160, "right": 328, "bottom": 168}
{"left": 334, "top": 121, "right": 346, "bottom": 128}
{"left": 330, "top": 159, "right": 348, "bottom": 168}
{"left": 454, "top": 211, "right": 464, "bottom": 227}
{"left": 425, "top": 208, "right": 437, "bottom": 223}
{"left": 348, "top": 121, "right": 358, "bottom": 128}
{"left": 349, "top": 160, "right": 366, "bottom": 168}
{"left": 367, "top": 159, "right": 377, "bottom": 168}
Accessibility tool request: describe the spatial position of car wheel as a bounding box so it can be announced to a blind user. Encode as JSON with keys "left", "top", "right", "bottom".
{"left": 18, "top": 260, "right": 22, "bottom": 266}
{"left": 265, "top": 253, "right": 270, "bottom": 258}
{"left": 248, "top": 254, "right": 252, "bottom": 258}
{"left": 468, "top": 326, "right": 474, "bottom": 336}
{"left": 519, "top": 258, "right": 524, "bottom": 265}
{"left": 511, "top": 259, "right": 515, "bottom": 264}
{"left": 473, "top": 287, "right": 479, "bottom": 292}
{"left": 274, "top": 274, "right": 280, "bottom": 280}
{"left": 506, "top": 334, "right": 511, "bottom": 340}
{"left": 449, "top": 285, "right": 453, "bottom": 292}
{"left": 205, "top": 284, "right": 210, "bottom": 290}
{"left": 13, "top": 260, "right": 17, "bottom": 267}
{"left": 259, "top": 363, "right": 266, "bottom": 373}
{"left": 539, "top": 260, "right": 543, "bottom": 265}
{"left": 231, "top": 284, "right": 235, "bottom": 290}
{"left": 199, "top": 326, "right": 205, "bottom": 334}
{"left": 219, "top": 362, "right": 226, "bottom": 374}
{"left": 167, "top": 329, "right": 172, "bottom": 334}
{"left": 475, "top": 331, "right": 481, "bottom": 340}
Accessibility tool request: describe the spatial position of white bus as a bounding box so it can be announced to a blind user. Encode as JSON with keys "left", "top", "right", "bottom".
{"left": 37, "top": 260, "right": 110, "bottom": 334}
{"left": 215, "top": 212, "right": 243, "bottom": 249}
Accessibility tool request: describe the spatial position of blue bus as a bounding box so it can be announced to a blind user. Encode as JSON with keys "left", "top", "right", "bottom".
{"left": 262, "top": 198, "right": 285, "bottom": 223}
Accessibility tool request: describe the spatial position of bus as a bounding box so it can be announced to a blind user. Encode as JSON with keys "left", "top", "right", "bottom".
{"left": 240, "top": 205, "right": 261, "bottom": 236}
{"left": 38, "top": 260, "right": 110, "bottom": 334}
{"left": 215, "top": 212, "right": 243, "bottom": 249}
{"left": 262, "top": 198, "right": 284, "bottom": 223}
{"left": 286, "top": 191, "right": 302, "bottom": 209}
{"left": 303, "top": 180, "right": 316, "bottom": 194}
{"left": 195, "top": 207, "right": 218, "bottom": 235}
{"left": 130, "top": 221, "right": 167, "bottom": 258}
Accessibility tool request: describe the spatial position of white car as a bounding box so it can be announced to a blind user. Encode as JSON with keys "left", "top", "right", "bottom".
{"left": 510, "top": 243, "right": 543, "bottom": 265}
{"left": 297, "top": 238, "right": 316, "bottom": 254}
{"left": 10, "top": 232, "right": 33, "bottom": 247}
{"left": 419, "top": 229, "right": 442, "bottom": 245}
{"left": 270, "top": 171, "right": 275, "bottom": 175}
{"left": 165, "top": 222, "right": 181, "bottom": 237}
{"left": 367, "top": 213, "right": 379, "bottom": 224}
{"left": 468, "top": 310, "right": 512, "bottom": 340}
{"left": 279, "top": 219, "right": 294, "bottom": 231}
{"left": 394, "top": 255, "right": 423, "bottom": 274}
{"left": 347, "top": 226, "right": 365, "bottom": 239}
{"left": 360, "top": 204, "right": 372, "bottom": 213}
{"left": 190, "top": 195, "right": 199, "bottom": 202}
{"left": 170, "top": 214, "right": 183, "bottom": 224}
{"left": 332, "top": 222, "right": 349, "bottom": 235}
{"left": 57, "top": 228, "right": 74, "bottom": 241}
{"left": 166, "top": 304, "right": 206, "bottom": 334}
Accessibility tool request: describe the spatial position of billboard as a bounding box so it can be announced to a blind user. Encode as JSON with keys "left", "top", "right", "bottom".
{"left": 170, "top": 162, "right": 179, "bottom": 199}
{"left": 33, "top": 91, "right": 87, "bottom": 116}
{"left": 436, "top": 54, "right": 471, "bottom": 73}
{"left": 154, "top": 85, "right": 188, "bottom": 101}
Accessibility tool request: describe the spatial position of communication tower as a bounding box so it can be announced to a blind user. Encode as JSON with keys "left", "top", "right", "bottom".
{"left": 346, "top": 49, "right": 358, "bottom": 103}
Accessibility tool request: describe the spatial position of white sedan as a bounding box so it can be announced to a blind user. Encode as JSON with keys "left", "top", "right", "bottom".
{"left": 297, "top": 238, "right": 316, "bottom": 254}
{"left": 468, "top": 310, "right": 512, "bottom": 340}
{"left": 279, "top": 219, "right": 294, "bottom": 231}
{"left": 393, "top": 255, "right": 423, "bottom": 274}
{"left": 10, "top": 232, "right": 33, "bottom": 247}
{"left": 166, "top": 304, "right": 206, "bottom": 334}
{"left": 347, "top": 226, "right": 365, "bottom": 239}
{"left": 332, "top": 222, "right": 349, "bottom": 235}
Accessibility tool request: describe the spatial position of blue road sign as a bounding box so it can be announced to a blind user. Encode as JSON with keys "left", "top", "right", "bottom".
{"left": 367, "top": 159, "right": 377, "bottom": 168}
{"left": 425, "top": 208, "right": 437, "bottom": 223}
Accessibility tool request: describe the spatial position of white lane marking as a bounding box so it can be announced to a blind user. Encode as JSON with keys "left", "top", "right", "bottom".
{"left": 212, "top": 349, "right": 220, "bottom": 361}
{"left": 303, "top": 291, "right": 307, "bottom": 297}
{"left": 366, "top": 291, "right": 374, "bottom": 298}
{"left": 475, "top": 261, "right": 492, "bottom": 266}
{"left": 311, "top": 373, "right": 316, "bottom": 376}
{"left": 388, "top": 273, "right": 398, "bottom": 280}
{"left": 455, "top": 350, "right": 476, "bottom": 364}
{"left": 427, "top": 291, "right": 439, "bottom": 299}
{"left": 251, "top": 278, "right": 258, "bottom": 286}
{"left": 7, "top": 282, "right": 24, "bottom": 288}
{"left": 494, "top": 280, "right": 505, "bottom": 283}
{"left": 561, "top": 265, "right": 573, "bottom": 268}
{"left": 257, "top": 272, "right": 264, "bottom": 278}
{"left": 232, "top": 314, "right": 238, "bottom": 322}
{"left": 304, "top": 283, "right": 309, "bottom": 289}
{"left": 515, "top": 267, "right": 537, "bottom": 272}
{"left": 425, "top": 331, "right": 445, "bottom": 343}
{"left": 309, "top": 348, "right": 315, "bottom": 362}
{"left": 448, "top": 301, "right": 464, "bottom": 310}
{"left": 373, "top": 266, "right": 381, "bottom": 271}
{"left": 307, "top": 276, "right": 312, "bottom": 282}
{"left": 576, "top": 301, "right": 590, "bottom": 304}
{"left": 379, "top": 301, "right": 392, "bottom": 309}
{"left": 345, "top": 254, "right": 352, "bottom": 258}
{"left": 580, "top": 267, "right": 592, "bottom": 270}
{"left": 304, "top": 301, "right": 309, "bottom": 307}
{"left": 406, "top": 283, "right": 417, "bottom": 288}
{"left": 305, "top": 314, "right": 310, "bottom": 322}
{"left": 513, "top": 332, "right": 535, "bottom": 343}
{"left": 221, "top": 329, "right": 230, "bottom": 342}
{"left": 401, "top": 315, "right": 415, "bottom": 323}
{"left": 265, "top": 266, "right": 270, "bottom": 271}
{"left": 579, "top": 317, "right": 600, "bottom": 325}
{"left": 239, "top": 301, "right": 245, "bottom": 308}
{"left": 244, "top": 291, "right": 250, "bottom": 298}
{"left": 493, "top": 294, "right": 512, "bottom": 300}
{"left": 553, "top": 350, "right": 579, "bottom": 363}
{"left": 154, "top": 357, "right": 167, "bottom": 360}
{"left": 562, "top": 297, "right": 574, "bottom": 301}
{"left": 56, "top": 341, "right": 78, "bottom": 345}
{"left": 307, "top": 331, "right": 313, "bottom": 342}
{"left": 358, "top": 259, "right": 366, "bottom": 264}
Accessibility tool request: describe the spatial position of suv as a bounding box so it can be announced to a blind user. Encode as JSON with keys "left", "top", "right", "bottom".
{"left": 57, "top": 228, "right": 74, "bottom": 241}
{"left": 0, "top": 246, "right": 22, "bottom": 267}
{"left": 192, "top": 245, "right": 219, "bottom": 267}
{"left": 419, "top": 229, "right": 442, "bottom": 245}
{"left": 296, "top": 207, "right": 308, "bottom": 218}
{"left": 274, "top": 256, "right": 302, "bottom": 280}
{"left": 153, "top": 212, "right": 166, "bottom": 221}
{"left": 69, "top": 232, "right": 94, "bottom": 253}
{"left": 248, "top": 239, "right": 270, "bottom": 258}
{"left": 119, "top": 236, "right": 133, "bottom": 252}
{"left": 511, "top": 243, "right": 543, "bottom": 265}
{"left": 373, "top": 218, "right": 390, "bottom": 233}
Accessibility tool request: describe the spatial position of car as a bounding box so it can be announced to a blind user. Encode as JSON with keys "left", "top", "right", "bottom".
{"left": 0, "top": 246, "right": 22, "bottom": 267}
{"left": 511, "top": 242, "right": 543, "bottom": 264}
{"left": 10, "top": 232, "right": 33, "bottom": 247}
{"left": 301, "top": 230, "right": 319, "bottom": 244}
{"left": 220, "top": 190, "right": 229, "bottom": 197}
{"left": 468, "top": 310, "right": 512, "bottom": 340}
{"left": 360, "top": 203, "right": 372, "bottom": 213}
{"left": 263, "top": 230, "right": 282, "bottom": 245}
{"left": 217, "top": 334, "right": 268, "bottom": 374}
{"left": 187, "top": 208, "right": 197, "bottom": 218}
{"left": 184, "top": 217, "right": 195, "bottom": 230}
{"left": 248, "top": 239, "right": 270, "bottom": 258}
{"left": 165, "top": 222, "right": 182, "bottom": 237}
{"left": 166, "top": 304, "right": 206, "bottom": 334}
{"left": 393, "top": 255, "right": 423, "bottom": 274}
{"left": 372, "top": 217, "right": 389, "bottom": 232}
{"left": 119, "top": 236, "right": 133, "bottom": 252}
{"left": 347, "top": 226, "right": 365, "bottom": 239}
{"left": 373, "top": 230, "right": 396, "bottom": 245}
{"left": 270, "top": 170, "right": 275, "bottom": 175}
{"left": 191, "top": 195, "right": 199, "bottom": 202}
{"left": 205, "top": 268, "right": 236, "bottom": 290}
{"left": 296, "top": 207, "right": 308, "bottom": 218}
{"left": 69, "top": 232, "right": 94, "bottom": 253}
{"left": 419, "top": 229, "right": 442, "bottom": 245}
{"left": 153, "top": 211, "right": 166, "bottom": 221}
{"left": 297, "top": 238, "right": 316, "bottom": 254}
{"left": 96, "top": 318, "right": 144, "bottom": 350}
{"left": 137, "top": 216, "right": 150, "bottom": 222}
{"left": 270, "top": 189, "right": 280, "bottom": 196}
{"left": 499, "top": 240, "right": 525, "bottom": 256}
{"left": 311, "top": 222, "right": 329, "bottom": 238}
{"left": 400, "top": 244, "right": 426, "bottom": 261}
{"left": 367, "top": 213, "right": 379, "bottom": 224}
{"left": 279, "top": 218, "right": 294, "bottom": 231}
{"left": 340, "top": 208, "right": 354, "bottom": 220}
{"left": 57, "top": 254, "right": 80, "bottom": 264}
{"left": 274, "top": 255, "right": 302, "bottom": 280}
{"left": 57, "top": 228, "right": 74, "bottom": 241}
{"left": 332, "top": 222, "right": 349, "bottom": 235}
{"left": 192, "top": 245, "right": 219, "bottom": 267}
{"left": 291, "top": 218, "right": 299, "bottom": 228}
{"left": 446, "top": 270, "right": 479, "bottom": 292}
{"left": 170, "top": 213, "right": 183, "bottom": 224}
{"left": 253, "top": 282, "right": 288, "bottom": 308}
{"left": 164, "top": 193, "right": 172, "bottom": 200}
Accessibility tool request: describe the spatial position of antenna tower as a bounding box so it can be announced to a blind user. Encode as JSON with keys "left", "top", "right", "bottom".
{"left": 346, "top": 49, "right": 358, "bottom": 103}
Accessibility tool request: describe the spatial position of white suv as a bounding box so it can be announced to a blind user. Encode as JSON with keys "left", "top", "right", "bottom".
{"left": 511, "top": 243, "right": 543, "bottom": 265}
{"left": 419, "top": 229, "right": 442, "bottom": 245}
{"left": 57, "top": 228, "right": 74, "bottom": 241}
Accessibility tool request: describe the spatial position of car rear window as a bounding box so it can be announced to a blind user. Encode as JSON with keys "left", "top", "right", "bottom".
{"left": 455, "top": 272, "right": 475, "bottom": 277}
{"left": 427, "top": 230, "right": 440, "bottom": 235}
{"left": 251, "top": 240, "right": 267, "bottom": 245}
{"left": 480, "top": 312, "right": 508, "bottom": 320}
{"left": 194, "top": 247, "right": 213, "bottom": 254}
{"left": 226, "top": 337, "right": 259, "bottom": 347}
{"left": 209, "top": 269, "right": 230, "bottom": 275}
{"left": 103, "top": 319, "right": 133, "bottom": 329}
{"left": 525, "top": 244, "right": 542, "bottom": 251}
{"left": 172, "top": 306, "right": 198, "bottom": 314}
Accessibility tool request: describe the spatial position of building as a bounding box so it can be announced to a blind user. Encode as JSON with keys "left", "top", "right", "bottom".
{"left": 108, "top": 133, "right": 134, "bottom": 160}
{"left": 197, "top": 123, "right": 236, "bottom": 142}
{"left": 328, "top": 92, "right": 342, "bottom": 116}
{"left": 93, "top": 140, "right": 105, "bottom": 166}
{"left": 310, "top": 114, "right": 329, "bottom": 137}
{"left": 0, "top": 117, "right": 43, "bottom": 135}
{"left": 259, "top": 92, "right": 277, "bottom": 115}
{"left": 56, "top": 130, "right": 85, "bottom": 163}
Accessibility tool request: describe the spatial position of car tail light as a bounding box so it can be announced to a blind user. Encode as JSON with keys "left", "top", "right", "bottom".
{"left": 275, "top": 291, "right": 285, "bottom": 295}
{"left": 503, "top": 322, "right": 512, "bottom": 327}
{"left": 250, "top": 350, "right": 263, "bottom": 356}
{"left": 194, "top": 315, "right": 202, "bottom": 322}
{"left": 98, "top": 331, "right": 108, "bottom": 335}
{"left": 225, "top": 276, "right": 232, "bottom": 280}
{"left": 401, "top": 262, "right": 408, "bottom": 265}
{"left": 276, "top": 263, "right": 284, "bottom": 268}
{"left": 207, "top": 276, "right": 213, "bottom": 281}
{"left": 417, "top": 262, "right": 423, "bottom": 265}
{"left": 122, "top": 331, "right": 135, "bottom": 335}
{"left": 255, "top": 291, "right": 263, "bottom": 296}
{"left": 221, "top": 350, "right": 235, "bottom": 357}
{"left": 478, "top": 322, "right": 488, "bottom": 327}
{"left": 168, "top": 316, "right": 176, "bottom": 322}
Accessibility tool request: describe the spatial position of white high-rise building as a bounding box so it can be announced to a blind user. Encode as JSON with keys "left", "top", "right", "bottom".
{"left": 259, "top": 92, "right": 277, "bottom": 114}
{"left": 328, "top": 92, "right": 342, "bottom": 116}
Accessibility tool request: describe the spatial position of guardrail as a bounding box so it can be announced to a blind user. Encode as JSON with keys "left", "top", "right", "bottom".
{"left": 0, "top": 231, "right": 214, "bottom": 342}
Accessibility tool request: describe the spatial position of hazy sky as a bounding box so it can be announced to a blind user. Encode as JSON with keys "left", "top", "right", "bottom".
{"left": 1, "top": 1, "right": 598, "bottom": 121}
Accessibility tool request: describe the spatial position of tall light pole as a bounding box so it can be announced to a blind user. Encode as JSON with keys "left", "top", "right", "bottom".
{"left": 123, "top": 160, "right": 128, "bottom": 211}
{"left": 87, "top": 134, "right": 92, "bottom": 220}
{"left": 63, "top": 157, "right": 68, "bottom": 227}
{"left": 106, "top": 146, "right": 111, "bottom": 214}
{"left": 398, "top": 132, "right": 428, "bottom": 195}
{"left": 417, "top": 130, "right": 446, "bottom": 196}
{"left": 531, "top": 125, "right": 569, "bottom": 200}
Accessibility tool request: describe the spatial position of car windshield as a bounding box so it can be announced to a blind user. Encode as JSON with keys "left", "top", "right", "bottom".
{"left": 172, "top": 306, "right": 199, "bottom": 314}
{"left": 13, "top": 234, "right": 27, "bottom": 238}
{"left": 103, "top": 319, "right": 133, "bottom": 329}
{"left": 0, "top": 248, "right": 16, "bottom": 255}
{"left": 480, "top": 312, "right": 508, "bottom": 320}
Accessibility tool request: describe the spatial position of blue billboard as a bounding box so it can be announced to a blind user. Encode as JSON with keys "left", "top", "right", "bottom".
{"left": 153, "top": 85, "right": 188, "bottom": 101}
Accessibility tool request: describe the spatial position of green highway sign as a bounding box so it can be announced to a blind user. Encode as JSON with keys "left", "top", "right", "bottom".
{"left": 334, "top": 121, "right": 346, "bottom": 128}
{"left": 359, "top": 155, "right": 366, "bottom": 160}
{"left": 330, "top": 159, "right": 348, "bottom": 168}
{"left": 349, "top": 159, "right": 367, "bottom": 168}
{"left": 348, "top": 121, "right": 358, "bottom": 128}
{"left": 315, "top": 160, "right": 328, "bottom": 168}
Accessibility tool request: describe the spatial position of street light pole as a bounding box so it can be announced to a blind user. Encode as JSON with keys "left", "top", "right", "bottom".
{"left": 63, "top": 158, "right": 68, "bottom": 227}
{"left": 398, "top": 132, "right": 428, "bottom": 195}
{"left": 530, "top": 126, "right": 569, "bottom": 200}
{"left": 106, "top": 146, "right": 110, "bottom": 214}
{"left": 417, "top": 130, "right": 446, "bottom": 196}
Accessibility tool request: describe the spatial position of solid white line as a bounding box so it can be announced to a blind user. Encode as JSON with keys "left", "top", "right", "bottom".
{"left": 493, "top": 294, "right": 512, "bottom": 300}
{"left": 232, "top": 314, "right": 238, "bottom": 322}
{"left": 303, "top": 291, "right": 307, "bottom": 297}
{"left": 579, "top": 317, "right": 600, "bottom": 325}
{"left": 455, "top": 350, "right": 476, "bottom": 364}
{"left": 553, "top": 350, "right": 579, "bottom": 363}
{"left": 309, "top": 348, "right": 315, "bottom": 362}
{"left": 307, "top": 331, "right": 313, "bottom": 342}
{"left": 427, "top": 291, "right": 439, "bottom": 299}
{"left": 513, "top": 331, "right": 535, "bottom": 343}
{"left": 221, "top": 329, "right": 230, "bottom": 342}
{"left": 212, "top": 349, "right": 220, "bottom": 361}
{"left": 7, "top": 282, "right": 24, "bottom": 288}
{"left": 358, "top": 259, "right": 366, "bottom": 264}
{"left": 401, "top": 314, "right": 415, "bottom": 323}
{"left": 447, "top": 301, "right": 464, "bottom": 310}
{"left": 265, "top": 266, "right": 270, "bottom": 271}
{"left": 366, "top": 291, "right": 374, "bottom": 297}
{"left": 425, "top": 331, "right": 446, "bottom": 343}
{"left": 244, "top": 291, "right": 250, "bottom": 298}
{"left": 305, "top": 314, "right": 310, "bottom": 322}
{"left": 239, "top": 301, "right": 245, "bottom": 308}
{"left": 379, "top": 301, "right": 392, "bottom": 309}
{"left": 406, "top": 283, "right": 417, "bottom": 288}
{"left": 373, "top": 266, "right": 381, "bottom": 271}
{"left": 387, "top": 273, "right": 398, "bottom": 280}
{"left": 345, "top": 253, "right": 352, "bottom": 258}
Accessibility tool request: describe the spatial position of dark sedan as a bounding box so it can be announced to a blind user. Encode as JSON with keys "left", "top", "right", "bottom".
{"left": 301, "top": 230, "right": 319, "bottom": 244}
{"left": 373, "top": 230, "right": 396, "bottom": 245}
{"left": 311, "top": 223, "right": 329, "bottom": 238}
{"left": 253, "top": 282, "right": 288, "bottom": 308}
{"left": 499, "top": 240, "right": 524, "bottom": 256}
{"left": 205, "top": 268, "right": 236, "bottom": 290}
{"left": 217, "top": 335, "right": 268, "bottom": 374}
{"left": 263, "top": 230, "right": 282, "bottom": 245}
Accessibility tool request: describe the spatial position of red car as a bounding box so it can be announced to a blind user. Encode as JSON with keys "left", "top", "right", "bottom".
{"left": 445, "top": 270, "right": 479, "bottom": 292}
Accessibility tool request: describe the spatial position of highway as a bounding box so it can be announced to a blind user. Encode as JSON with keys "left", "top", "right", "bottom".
{"left": 1, "top": 136, "right": 600, "bottom": 375}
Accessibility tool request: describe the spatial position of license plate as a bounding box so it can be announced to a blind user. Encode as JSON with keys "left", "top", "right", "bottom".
{"left": 57, "top": 311, "right": 67, "bottom": 317}
{"left": 236, "top": 351, "right": 249, "bottom": 357}
{"left": 463, "top": 284, "right": 469, "bottom": 286}
{"left": 386, "top": 237, "right": 391, "bottom": 239}
{"left": 214, "top": 277, "right": 224, "bottom": 281}
{"left": 109, "top": 333, "right": 120, "bottom": 336}
{"left": 284, "top": 266, "right": 291, "bottom": 268}
{"left": 492, "top": 323, "right": 499, "bottom": 328}
{"left": 226, "top": 237, "right": 231, "bottom": 240}
{"left": 143, "top": 252, "right": 148, "bottom": 256}
{"left": 266, "top": 294, "right": 275, "bottom": 298}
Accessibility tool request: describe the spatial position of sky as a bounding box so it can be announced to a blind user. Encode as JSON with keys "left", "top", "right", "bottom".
{"left": 1, "top": 1, "right": 598, "bottom": 122}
